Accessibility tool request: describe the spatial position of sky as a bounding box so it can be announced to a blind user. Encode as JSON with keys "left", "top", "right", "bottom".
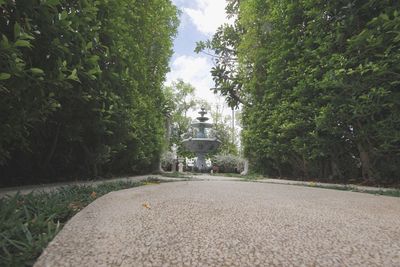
{"left": 166, "top": 0, "right": 233, "bottom": 118}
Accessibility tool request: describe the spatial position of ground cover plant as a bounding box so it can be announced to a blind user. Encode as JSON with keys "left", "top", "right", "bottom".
{"left": 207, "top": 172, "right": 400, "bottom": 196}
{"left": 0, "top": 178, "right": 162, "bottom": 266}
{"left": 210, "top": 172, "right": 263, "bottom": 181}
{"left": 303, "top": 183, "right": 400, "bottom": 197}
{"left": 161, "top": 172, "right": 195, "bottom": 179}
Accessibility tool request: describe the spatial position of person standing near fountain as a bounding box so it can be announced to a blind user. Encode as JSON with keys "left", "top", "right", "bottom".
{"left": 182, "top": 107, "right": 221, "bottom": 172}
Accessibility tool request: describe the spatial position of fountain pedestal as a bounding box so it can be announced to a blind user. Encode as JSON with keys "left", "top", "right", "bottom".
{"left": 196, "top": 153, "right": 206, "bottom": 170}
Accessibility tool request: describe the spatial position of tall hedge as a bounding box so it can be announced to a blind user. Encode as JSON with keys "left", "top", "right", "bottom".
{"left": 240, "top": 0, "right": 400, "bottom": 185}
{"left": 0, "top": 0, "right": 178, "bottom": 186}
{"left": 200, "top": 0, "right": 400, "bottom": 185}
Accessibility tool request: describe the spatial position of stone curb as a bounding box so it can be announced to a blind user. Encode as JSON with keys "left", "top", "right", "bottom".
{"left": 0, "top": 175, "right": 185, "bottom": 198}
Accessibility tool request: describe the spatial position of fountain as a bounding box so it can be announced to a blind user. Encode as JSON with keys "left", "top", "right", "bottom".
{"left": 182, "top": 107, "right": 221, "bottom": 171}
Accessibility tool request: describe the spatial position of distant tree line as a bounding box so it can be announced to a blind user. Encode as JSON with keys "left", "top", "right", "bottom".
{"left": 0, "top": 0, "right": 178, "bottom": 186}
{"left": 197, "top": 0, "right": 400, "bottom": 186}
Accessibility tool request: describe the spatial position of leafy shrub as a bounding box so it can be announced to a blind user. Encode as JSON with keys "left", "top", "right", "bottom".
{"left": 212, "top": 154, "right": 245, "bottom": 173}
{"left": 161, "top": 151, "right": 176, "bottom": 171}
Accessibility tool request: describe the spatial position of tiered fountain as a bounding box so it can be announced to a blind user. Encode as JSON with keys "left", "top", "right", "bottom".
{"left": 182, "top": 108, "right": 221, "bottom": 171}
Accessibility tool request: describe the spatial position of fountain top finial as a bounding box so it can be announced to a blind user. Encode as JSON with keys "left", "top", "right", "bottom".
{"left": 197, "top": 107, "right": 209, "bottom": 123}
{"left": 198, "top": 106, "right": 207, "bottom": 117}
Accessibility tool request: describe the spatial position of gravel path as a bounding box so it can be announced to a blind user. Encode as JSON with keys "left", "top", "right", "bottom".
{"left": 35, "top": 181, "right": 400, "bottom": 267}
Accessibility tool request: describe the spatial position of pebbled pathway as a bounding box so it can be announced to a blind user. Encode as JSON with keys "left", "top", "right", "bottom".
{"left": 35, "top": 181, "right": 400, "bottom": 266}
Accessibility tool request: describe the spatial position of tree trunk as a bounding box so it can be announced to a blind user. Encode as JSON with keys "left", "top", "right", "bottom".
{"left": 42, "top": 123, "right": 61, "bottom": 172}
{"left": 82, "top": 143, "right": 98, "bottom": 177}
{"left": 330, "top": 159, "right": 342, "bottom": 180}
{"left": 240, "top": 159, "right": 249, "bottom": 175}
{"left": 357, "top": 143, "right": 373, "bottom": 181}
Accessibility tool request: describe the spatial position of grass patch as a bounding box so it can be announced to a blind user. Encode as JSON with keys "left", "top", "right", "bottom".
{"left": 239, "top": 173, "right": 265, "bottom": 180}
{"left": 210, "top": 172, "right": 265, "bottom": 180}
{"left": 160, "top": 172, "right": 194, "bottom": 179}
{"left": 211, "top": 172, "right": 242, "bottom": 178}
{"left": 0, "top": 178, "right": 161, "bottom": 266}
{"left": 363, "top": 189, "right": 400, "bottom": 197}
{"left": 211, "top": 173, "right": 400, "bottom": 197}
{"left": 305, "top": 183, "right": 400, "bottom": 197}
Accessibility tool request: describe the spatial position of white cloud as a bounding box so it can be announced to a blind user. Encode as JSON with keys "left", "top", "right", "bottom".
{"left": 184, "top": 0, "right": 231, "bottom": 36}
{"left": 165, "top": 0, "right": 237, "bottom": 119}
{"left": 166, "top": 55, "right": 217, "bottom": 103}
{"left": 166, "top": 55, "right": 236, "bottom": 120}
{"left": 171, "top": 0, "right": 184, "bottom": 5}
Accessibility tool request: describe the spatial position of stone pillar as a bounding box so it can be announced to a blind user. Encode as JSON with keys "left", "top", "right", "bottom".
{"left": 178, "top": 158, "right": 184, "bottom": 173}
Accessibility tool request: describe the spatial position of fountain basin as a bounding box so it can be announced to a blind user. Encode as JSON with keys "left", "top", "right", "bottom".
{"left": 182, "top": 138, "right": 221, "bottom": 171}
{"left": 190, "top": 122, "right": 213, "bottom": 128}
{"left": 182, "top": 138, "right": 221, "bottom": 153}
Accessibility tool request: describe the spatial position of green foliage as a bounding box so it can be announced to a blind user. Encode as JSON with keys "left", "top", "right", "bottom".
{"left": 201, "top": 0, "right": 400, "bottom": 186}
{"left": 207, "top": 102, "right": 239, "bottom": 156}
{"left": 0, "top": 180, "right": 149, "bottom": 266}
{"left": 163, "top": 79, "right": 197, "bottom": 156}
{"left": 304, "top": 184, "right": 400, "bottom": 197}
{"left": 212, "top": 154, "right": 244, "bottom": 173}
{"left": 164, "top": 79, "right": 203, "bottom": 157}
{"left": 160, "top": 172, "right": 194, "bottom": 178}
{"left": 161, "top": 151, "right": 175, "bottom": 171}
{"left": 0, "top": 0, "right": 179, "bottom": 185}
{"left": 211, "top": 118, "right": 238, "bottom": 156}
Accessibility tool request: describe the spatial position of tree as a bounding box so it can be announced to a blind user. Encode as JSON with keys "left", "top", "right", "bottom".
{"left": 163, "top": 79, "right": 197, "bottom": 154}
{"left": 208, "top": 100, "right": 239, "bottom": 156}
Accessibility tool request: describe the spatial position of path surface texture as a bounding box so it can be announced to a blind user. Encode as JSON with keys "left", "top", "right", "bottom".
{"left": 35, "top": 181, "right": 400, "bottom": 267}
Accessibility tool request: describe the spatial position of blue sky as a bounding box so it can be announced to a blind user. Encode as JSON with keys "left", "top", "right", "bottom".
{"left": 166, "top": 0, "right": 232, "bottom": 114}
{"left": 170, "top": 1, "right": 206, "bottom": 58}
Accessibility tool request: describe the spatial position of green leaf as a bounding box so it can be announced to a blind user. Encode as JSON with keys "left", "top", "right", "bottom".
{"left": 86, "top": 42, "right": 93, "bottom": 49}
{"left": 67, "top": 69, "right": 80, "bottom": 82}
{"left": 88, "top": 67, "right": 101, "bottom": 76}
{"left": 46, "top": 0, "right": 60, "bottom": 5}
{"left": 20, "top": 33, "right": 35, "bottom": 40}
{"left": 0, "top": 73, "right": 11, "bottom": 80}
{"left": 0, "top": 34, "right": 9, "bottom": 48}
{"left": 394, "top": 32, "right": 400, "bottom": 42}
{"left": 14, "top": 40, "right": 32, "bottom": 48}
{"left": 30, "top": 68, "right": 44, "bottom": 75}
{"left": 88, "top": 55, "right": 99, "bottom": 64}
{"left": 14, "top": 23, "right": 21, "bottom": 38}
{"left": 60, "top": 11, "right": 68, "bottom": 20}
